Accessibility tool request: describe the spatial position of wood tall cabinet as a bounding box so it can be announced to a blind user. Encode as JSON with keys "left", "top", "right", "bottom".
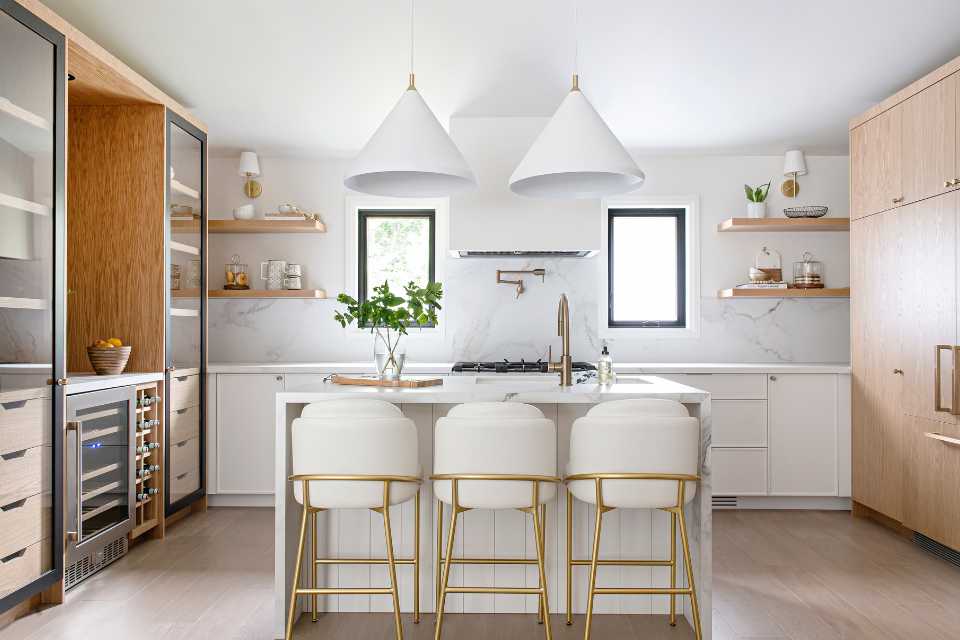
{"left": 850, "top": 55, "right": 960, "bottom": 551}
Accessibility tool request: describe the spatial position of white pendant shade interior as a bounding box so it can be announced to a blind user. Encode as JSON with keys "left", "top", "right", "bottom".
{"left": 509, "top": 78, "right": 645, "bottom": 199}
{"left": 343, "top": 0, "right": 475, "bottom": 197}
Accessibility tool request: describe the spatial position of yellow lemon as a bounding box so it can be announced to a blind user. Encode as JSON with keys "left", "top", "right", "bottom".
{"left": 107, "top": 338, "right": 123, "bottom": 347}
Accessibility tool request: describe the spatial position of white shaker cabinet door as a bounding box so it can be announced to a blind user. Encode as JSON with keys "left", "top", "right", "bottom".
{"left": 768, "top": 374, "right": 839, "bottom": 496}
{"left": 216, "top": 373, "right": 285, "bottom": 494}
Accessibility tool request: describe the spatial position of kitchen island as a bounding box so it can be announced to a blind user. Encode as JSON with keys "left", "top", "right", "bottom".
{"left": 273, "top": 374, "right": 712, "bottom": 639}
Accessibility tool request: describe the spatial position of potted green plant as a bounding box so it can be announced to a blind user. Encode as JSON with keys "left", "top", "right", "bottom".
{"left": 744, "top": 181, "right": 771, "bottom": 218}
{"left": 334, "top": 280, "right": 443, "bottom": 380}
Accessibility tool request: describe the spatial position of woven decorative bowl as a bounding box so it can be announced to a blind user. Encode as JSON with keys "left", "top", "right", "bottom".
{"left": 87, "top": 346, "right": 132, "bottom": 375}
{"left": 784, "top": 206, "right": 828, "bottom": 218}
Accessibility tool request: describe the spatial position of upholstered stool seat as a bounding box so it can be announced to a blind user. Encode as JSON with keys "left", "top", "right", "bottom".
{"left": 286, "top": 399, "right": 421, "bottom": 640}
{"left": 432, "top": 402, "right": 559, "bottom": 640}
{"left": 565, "top": 399, "right": 702, "bottom": 640}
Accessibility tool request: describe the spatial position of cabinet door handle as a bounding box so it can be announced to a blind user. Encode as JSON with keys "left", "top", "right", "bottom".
{"left": 934, "top": 345, "right": 960, "bottom": 414}
{"left": 892, "top": 196, "right": 904, "bottom": 204}
{"left": 0, "top": 400, "right": 27, "bottom": 410}
{"left": 925, "top": 432, "right": 960, "bottom": 446}
{"left": 893, "top": 368, "right": 904, "bottom": 375}
{"left": 769, "top": 375, "right": 777, "bottom": 381}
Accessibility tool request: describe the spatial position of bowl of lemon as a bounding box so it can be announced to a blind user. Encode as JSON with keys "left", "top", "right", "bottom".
{"left": 87, "top": 337, "right": 132, "bottom": 375}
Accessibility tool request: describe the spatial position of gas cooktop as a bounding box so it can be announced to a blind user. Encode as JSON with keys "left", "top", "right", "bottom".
{"left": 451, "top": 359, "right": 597, "bottom": 373}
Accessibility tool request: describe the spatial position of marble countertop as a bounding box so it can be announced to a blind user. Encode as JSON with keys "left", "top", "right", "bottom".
{"left": 279, "top": 374, "right": 709, "bottom": 404}
{"left": 65, "top": 371, "right": 165, "bottom": 395}
{"left": 210, "top": 361, "right": 851, "bottom": 375}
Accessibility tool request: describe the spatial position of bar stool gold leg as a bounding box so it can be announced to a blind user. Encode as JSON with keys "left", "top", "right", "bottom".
{"left": 435, "top": 498, "right": 443, "bottom": 612}
{"left": 382, "top": 481, "right": 404, "bottom": 640}
{"left": 435, "top": 481, "right": 460, "bottom": 640}
{"left": 311, "top": 510, "right": 318, "bottom": 622}
{"left": 583, "top": 479, "right": 603, "bottom": 640}
{"left": 285, "top": 481, "right": 311, "bottom": 640}
{"left": 531, "top": 484, "right": 553, "bottom": 640}
{"left": 669, "top": 510, "right": 677, "bottom": 626}
{"left": 676, "top": 485, "right": 702, "bottom": 640}
{"left": 566, "top": 490, "right": 573, "bottom": 626}
{"left": 537, "top": 502, "right": 546, "bottom": 625}
{"left": 414, "top": 488, "right": 421, "bottom": 624}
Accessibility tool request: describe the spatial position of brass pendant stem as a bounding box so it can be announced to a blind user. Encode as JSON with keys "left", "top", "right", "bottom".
{"left": 571, "top": 74, "right": 580, "bottom": 92}
{"left": 408, "top": 73, "right": 416, "bottom": 90}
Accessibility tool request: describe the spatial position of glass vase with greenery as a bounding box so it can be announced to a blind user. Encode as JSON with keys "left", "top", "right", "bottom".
{"left": 334, "top": 280, "right": 443, "bottom": 380}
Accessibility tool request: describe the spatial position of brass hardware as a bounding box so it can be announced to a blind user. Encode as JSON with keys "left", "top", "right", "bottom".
{"left": 781, "top": 177, "right": 800, "bottom": 198}
{"left": 55, "top": 378, "right": 69, "bottom": 386}
{"left": 243, "top": 176, "right": 262, "bottom": 199}
{"left": 408, "top": 73, "right": 416, "bottom": 91}
{"left": 571, "top": 73, "right": 580, "bottom": 92}
{"left": 893, "top": 196, "right": 904, "bottom": 204}
{"left": 893, "top": 368, "right": 904, "bottom": 375}
{"left": 431, "top": 474, "right": 558, "bottom": 640}
{"left": 496, "top": 268, "right": 545, "bottom": 298}
{"left": 564, "top": 473, "right": 703, "bottom": 640}
{"left": 925, "top": 431, "right": 960, "bottom": 446}
{"left": 953, "top": 179, "right": 960, "bottom": 186}
{"left": 166, "top": 366, "right": 175, "bottom": 373}
{"left": 945, "top": 180, "right": 953, "bottom": 188}
{"left": 934, "top": 345, "right": 959, "bottom": 414}
{"left": 285, "top": 475, "right": 422, "bottom": 640}
{"left": 547, "top": 294, "right": 573, "bottom": 386}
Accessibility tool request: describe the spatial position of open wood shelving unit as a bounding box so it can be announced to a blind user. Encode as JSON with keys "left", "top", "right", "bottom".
{"left": 717, "top": 217, "right": 850, "bottom": 232}
{"left": 130, "top": 381, "right": 164, "bottom": 540}
{"left": 174, "top": 288, "right": 327, "bottom": 300}
{"left": 718, "top": 287, "right": 850, "bottom": 299}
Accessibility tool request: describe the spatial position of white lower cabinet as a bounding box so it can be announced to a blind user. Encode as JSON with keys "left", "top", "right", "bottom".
{"left": 712, "top": 448, "right": 768, "bottom": 495}
{"left": 215, "top": 373, "right": 284, "bottom": 494}
{"left": 768, "top": 374, "right": 839, "bottom": 496}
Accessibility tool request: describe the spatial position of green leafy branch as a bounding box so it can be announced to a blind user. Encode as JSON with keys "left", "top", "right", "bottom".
{"left": 334, "top": 280, "right": 443, "bottom": 335}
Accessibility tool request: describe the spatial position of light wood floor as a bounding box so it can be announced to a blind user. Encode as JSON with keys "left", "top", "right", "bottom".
{"left": 1, "top": 508, "right": 958, "bottom": 640}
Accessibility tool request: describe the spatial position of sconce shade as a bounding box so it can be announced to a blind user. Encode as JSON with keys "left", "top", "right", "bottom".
{"left": 238, "top": 151, "right": 261, "bottom": 177}
{"left": 783, "top": 149, "right": 807, "bottom": 176}
{"left": 509, "top": 88, "right": 644, "bottom": 199}
{"left": 344, "top": 88, "right": 476, "bottom": 197}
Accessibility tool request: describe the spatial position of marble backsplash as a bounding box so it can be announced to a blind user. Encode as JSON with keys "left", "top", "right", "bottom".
{"left": 208, "top": 255, "right": 850, "bottom": 364}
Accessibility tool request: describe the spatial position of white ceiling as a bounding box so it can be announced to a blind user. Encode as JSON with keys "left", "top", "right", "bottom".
{"left": 44, "top": 0, "right": 960, "bottom": 158}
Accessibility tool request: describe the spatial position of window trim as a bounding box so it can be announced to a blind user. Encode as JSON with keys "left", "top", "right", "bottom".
{"left": 357, "top": 209, "right": 436, "bottom": 307}
{"left": 607, "top": 207, "right": 686, "bottom": 328}
{"left": 599, "top": 195, "right": 701, "bottom": 339}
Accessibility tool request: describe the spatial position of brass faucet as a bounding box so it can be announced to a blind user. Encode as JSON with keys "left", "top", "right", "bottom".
{"left": 548, "top": 293, "right": 573, "bottom": 386}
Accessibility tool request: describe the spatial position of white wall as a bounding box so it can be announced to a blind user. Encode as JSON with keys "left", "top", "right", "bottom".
{"left": 207, "top": 154, "right": 850, "bottom": 364}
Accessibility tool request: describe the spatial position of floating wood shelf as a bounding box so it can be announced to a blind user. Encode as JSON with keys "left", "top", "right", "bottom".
{"left": 209, "top": 289, "right": 327, "bottom": 300}
{"left": 0, "top": 192, "right": 50, "bottom": 216}
{"left": 169, "top": 307, "right": 199, "bottom": 317}
{"left": 0, "top": 296, "right": 47, "bottom": 310}
{"left": 0, "top": 96, "right": 49, "bottom": 154}
{"left": 169, "top": 240, "right": 199, "bottom": 256}
{"left": 170, "top": 219, "right": 327, "bottom": 234}
{"left": 170, "top": 179, "right": 200, "bottom": 200}
{"left": 718, "top": 287, "right": 850, "bottom": 299}
{"left": 717, "top": 218, "right": 850, "bottom": 232}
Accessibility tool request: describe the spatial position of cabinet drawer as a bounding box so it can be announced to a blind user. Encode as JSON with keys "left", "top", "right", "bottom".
{"left": 0, "top": 494, "right": 49, "bottom": 559}
{"left": 170, "top": 435, "right": 199, "bottom": 478}
{"left": 713, "top": 400, "right": 767, "bottom": 447}
{"left": 169, "top": 467, "right": 200, "bottom": 504}
{"left": 0, "top": 539, "right": 50, "bottom": 599}
{"left": 169, "top": 374, "right": 200, "bottom": 410}
{"left": 657, "top": 374, "right": 766, "bottom": 399}
{"left": 0, "top": 446, "right": 51, "bottom": 506}
{"left": 169, "top": 405, "right": 200, "bottom": 443}
{"left": 712, "top": 448, "right": 767, "bottom": 496}
{"left": 0, "top": 396, "right": 51, "bottom": 456}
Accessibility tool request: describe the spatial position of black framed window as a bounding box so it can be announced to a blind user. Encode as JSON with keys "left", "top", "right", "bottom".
{"left": 608, "top": 208, "right": 686, "bottom": 328}
{"left": 358, "top": 209, "right": 436, "bottom": 306}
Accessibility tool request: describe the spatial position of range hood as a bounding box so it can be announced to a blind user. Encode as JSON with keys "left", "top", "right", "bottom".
{"left": 448, "top": 117, "right": 600, "bottom": 258}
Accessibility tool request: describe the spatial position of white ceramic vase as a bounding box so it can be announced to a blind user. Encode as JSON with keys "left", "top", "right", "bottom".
{"left": 746, "top": 201, "right": 767, "bottom": 218}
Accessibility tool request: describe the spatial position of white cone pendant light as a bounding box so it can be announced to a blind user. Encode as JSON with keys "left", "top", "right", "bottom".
{"left": 344, "top": 75, "right": 476, "bottom": 197}
{"left": 344, "top": 1, "right": 475, "bottom": 197}
{"left": 509, "top": 75, "right": 644, "bottom": 199}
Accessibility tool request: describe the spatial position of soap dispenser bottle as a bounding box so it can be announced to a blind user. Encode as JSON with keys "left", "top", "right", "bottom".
{"left": 597, "top": 341, "right": 615, "bottom": 384}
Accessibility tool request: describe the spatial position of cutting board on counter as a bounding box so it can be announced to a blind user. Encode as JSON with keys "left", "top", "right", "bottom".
{"left": 330, "top": 374, "right": 443, "bottom": 388}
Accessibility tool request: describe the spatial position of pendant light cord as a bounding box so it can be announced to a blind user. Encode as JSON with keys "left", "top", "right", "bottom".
{"left": 571, "top": 0, "right": 580, "bottom": 91}
{"left": 408, "top": 0, "right": 416, "bottom": 89}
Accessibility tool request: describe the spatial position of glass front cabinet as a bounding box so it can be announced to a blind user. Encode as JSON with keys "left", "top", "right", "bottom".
{"left": 0, "top": 0, "right": 65, "bottom": 613}
{"left": 165, "top": 111, "right": 206, "bottom": 515}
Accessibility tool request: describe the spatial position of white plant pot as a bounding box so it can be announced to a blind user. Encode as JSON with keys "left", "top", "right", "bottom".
{"left": 746, "top": 202, "right": 767, "bottom": 219}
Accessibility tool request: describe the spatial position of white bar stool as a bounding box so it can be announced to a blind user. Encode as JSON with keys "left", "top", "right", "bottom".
{"left": 565, "top": 399, "right": 702, "bottom": 640}
{"left": 431, "top": 402, "right": 559, "bottom": 640}
{"left": 286, "top": 399, "right": 421, "bottom": 640}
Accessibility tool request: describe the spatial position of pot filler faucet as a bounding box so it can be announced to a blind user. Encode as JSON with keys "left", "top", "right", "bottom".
{"left": 548, "top": 293, "right": 574, "bottom": 386}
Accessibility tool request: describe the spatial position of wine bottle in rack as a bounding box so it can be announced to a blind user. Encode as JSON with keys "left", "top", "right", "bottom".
{"left": 137, "top": 418, "right": 159, "bottom": 431}
{"left": 138, "top": 395, "right": 159, "bottom": 408}
{"left": 137, "top": 464, "right": 160, "bottom": 477}
{"left": 136, "top": 442, "right": 160, "bottom": 454}
{"left": 137, "top": 487, "right": 159, "bottom": 501}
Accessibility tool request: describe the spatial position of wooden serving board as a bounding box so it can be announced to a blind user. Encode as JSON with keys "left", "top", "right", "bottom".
{"left": 330, "top": 375, "right": 443, "bottom": 388}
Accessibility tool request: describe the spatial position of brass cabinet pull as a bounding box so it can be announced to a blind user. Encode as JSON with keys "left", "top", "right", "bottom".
{"left": 892, "top": 196, "right": 905, "bottom": 204}
{"left": 893, "top": 368, "right": 904, "bottom": 375}
{"left": 934, "top": 345, "right": 960, "bottom": 414}
{"left": 925, "top": 432, "right": 960, "bottom": 446}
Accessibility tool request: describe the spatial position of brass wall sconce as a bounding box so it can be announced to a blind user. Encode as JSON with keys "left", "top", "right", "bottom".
{"left": 238, "top": 150, "right": 262, "bottom": 198}
{"left": 781, "top": 149, "right": 807, "bottom": 198}
{"left": 497, "top": 268, "right": 545, "bottom": 298}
